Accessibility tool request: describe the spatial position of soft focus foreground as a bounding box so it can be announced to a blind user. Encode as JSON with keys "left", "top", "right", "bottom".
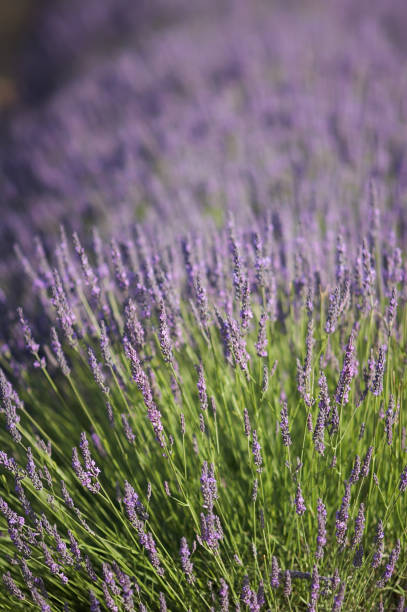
{"left": 1, "top": 1, "right": 407, "bottom": 611}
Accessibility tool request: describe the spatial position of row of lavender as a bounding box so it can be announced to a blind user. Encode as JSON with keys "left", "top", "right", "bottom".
{"left": 0, "top": 198, "right": 406, "bottom": 609}
{"left": 1, "top": 0, "right": 407, "bottom": 610}
{"left": 1, "top": 0, "right": 407, "bottom": 294}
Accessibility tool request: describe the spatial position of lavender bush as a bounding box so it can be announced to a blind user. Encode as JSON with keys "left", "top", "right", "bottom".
{"left": 0, "top": 0, "right": 407, "bottom": 609}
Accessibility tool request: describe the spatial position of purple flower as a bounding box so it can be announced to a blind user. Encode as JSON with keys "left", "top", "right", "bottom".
{"left": 121, "top": 414, "right": 135, "bottom": 444}
{"left": 335, "top": 481, "right": 351, "bottom": 546}
{"left": 72, "top": 433, "right": 101, "bottom": 494}
{"left": 240, "top": 575, "right": 252, "bottom": 607}
{"left": 219, "top": 578, "right": 229, "bottom": 611}
{"left": 371, "top": 520, "right": 384, "bottom": 569}
{"left": 2, "top": 572, "right": 25, "bottom": 600}
{"left": 158, "top": 300, "right": 174, "bottom": 364}
{"left": 124, "top": 301, "right": 145, "bottom": 351}
{"left": 126, "top": 341, "right": 164, "bottom": 444}
{"left": 180, "top": 537, "right": 195, "bottom": 583}
{"left": 371, "top": 345, "right": 386, "bottom": 396}
{"left": 353, "top": 544, "right": 364, "bottom": 568}
{"left": 295, "top": 484, "right": 306, "bottom": 516}
{"left": 138, "top": 528, "right": 164, "bottom": 576}
{"left": 255, "top": 312, "right": 268, "bottom": 358}
{"left": 159, "top": 592, "right": 167, "bottom": 612}
{"left": 315, "top": 498, "right": 327, "bottom": 560}
{"left": 332, "top": 582, "right": 346, "bottom": 611}
{"left": 17, "top": 307, "right": 40, "bottom": 355}
{"left": 111, "top": 239, "right": 129, "bottom": 291}
{"left": 90, "top": 591, "right": 101, "bottom": 612}
{"left": 348, "top": 455, "right": 361, "bottom": 485}
{"left": 50, "top": 269, "right": 77, "bottom": 347}
{"left": 377, "top": 540, "right": 400, "bottom": 587}
{"left": 25, "top": 447, "right": 42, "bottom": 490}
{"left": 280, "top": 401, "right": 292, "bottom": 446}
{"left": 200, "top": 462, "right": 218, "bottom": 511}
{"left": 73, "top": 232, "right": 100, "bottom": 298}
{"left": 99, "top": 321, "right": 114, "bottom": 369}
{"left": 399, "top": 465, "right": 407, "bottom": 493}
{"left": 194, "top": 275, "right": 209, "bottom": 329}
{"left": 196, "top": 363, "right": 208, "bottom": 411}
{"left": 244, "top": 408, "right": 251, "bottom": 437}
{"left": 283, "top": 570, "right": 292, "bottom": 597}
{"left": 252, "top": 430, "right": 263, "bottom": 472}
{"left": 240, "top": 279, "right": 253, "bottom": 331}
{"left": 88, "top": 347, "right": 109, "bottom": 395}
{"left": 360, "top": 446, "right": 373, "bottom": 478}
{"left": 50, "top": 327, "right": 71, "bottom": 376}
{"left": 351, "top": 503, "right": 365, "bottom": 549}
{"left": 68, "top": 530, "right": 81, "bottom": 564}
{"left": 200, "top": 512, "right": 223, "bottom": 551}
{"left": 335, "top": 329, "right": 358, "bottom": 406}
{"left": 252, "top": 478, "right": 258, "bottom": 503}
{"left": 0, "top": 369, "right": 22, "bottom": 443}
{"left": 385, "top": 395, "right": 395, "bottom": 445}
{"left": 325, "top": 286, "right": 341, "bottom": 334}
{"left": 386, "top": 287, "right": 397, "bottom": 334}
{"left": 228, "top": 217, "right": 243, "bottom": 299}
{"left": 313, "top": 376, "right": 329, "bottom": 455}
{"left": 123, "top": 481, "right": 149, "bottom": 524}
{"left": 308, "top": 565, "right": 320, "bottom": 612}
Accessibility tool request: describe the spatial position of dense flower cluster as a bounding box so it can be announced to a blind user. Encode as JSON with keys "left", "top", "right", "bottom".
{"left": 0, "top": 0, "right": 406, "bottom": 609}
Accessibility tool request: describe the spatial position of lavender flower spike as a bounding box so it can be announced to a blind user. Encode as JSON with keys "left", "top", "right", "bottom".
{"left": 308, "top": 565, "right": 320, "bottom": 612}
{"left": 280, "top": 401, "right": 292, "bottom": 446}
{"left": 72, "top": 433, "right": 101, "bottom": 494}
{"left": 335, "top": 329, "right": 358, "bottom": 406}
{"left": 252, "top": 430, "right": 263, "bottom": 473}
{"left": 371, "top": 520, "right": 384, "bottom": 569}
{"left": 270, "top": 556, "right": 280, "bottom": 588}
{"left": 399, "top": 465, "right": 407, "bottom": 493}
{"left": 315, "top": 498, "right": 327, "bottom": 560}
{"left": 180, "top": 537, "right": 195, "bottom": 583}
{"left": 371, "top": 345, "right": 386, "bottom": 396}
{"left": 377, "top": 540, "right": 400, "bottom": 587}
{"left": 295, "top": 484, "right": 306, "bottom": 516}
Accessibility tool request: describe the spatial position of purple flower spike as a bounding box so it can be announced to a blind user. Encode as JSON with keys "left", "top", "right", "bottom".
{"left": 270, "top": 556, "right": 280, "bottom": 588}
{"left": 377, "top": 540, "right": 400, "bottom": 587}
{"left": 371, "top": 345, "right": 386, "bottom": 396}
{"left": 252, "top": 430, "right": 263, "bottom": 472}
{"left": 17, "top": 307, "right": 40, "bottom": 355}
{"left": 180, "top": 537, "right": 195, "bottom": 584}
{"left": 283, "top": 570, "right": 292, "bottom": 597}
{"left": 196, "top": 363, "right": 208, "bottom": 411}
{"left": 280, "top": 401, "right": 292, "bottom": 447}
{"left": 360, "top": 447, "right": 373, "bottom": 478}
{"left": 335, "top": 481, "right": 351, "bottom": 546}
{"left": 219, "top": 578, "right": 229, "bottom": 611}
{"left": 2, "top": 572, "right": 25, "bottom": 600}
{"left": 316, "top": 498, "right": 327, "bottom": 560}
{"left": 351, "top": 503, "right": 365, "bottom": 549}
{"left": 72, "top": 433, "right": 101, "bottom": 494}
{"left": 332, "top": 582, "right": 346, "bottom": 611}
{"left": 295, "top": 484, "right": 306, "bottom": 516}
{"left": 50, "top": 327, "right": 70, "bottom": 376}
{"left": 158, "top": 299, "right": 174, "bottom": 364}
{"left": 335, "top": 329, "right": 358, "bottom": 406}
{"left": 308, "top": 565, "right": 320, "bottom": 612}
{"left": 399, "top": 465, "right": 407, "bottom": 493}
{"left": 371, "top": 520, "right": 384, "bottom": 569}
{"left": 255, "top": 312, "right": 268, "bottom": 358}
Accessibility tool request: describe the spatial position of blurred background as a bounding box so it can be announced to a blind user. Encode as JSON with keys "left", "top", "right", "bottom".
{"left": 1, "top": 0, "right": 407, "bottom": 312}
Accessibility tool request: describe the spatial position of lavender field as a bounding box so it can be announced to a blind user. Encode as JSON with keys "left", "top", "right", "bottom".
{"left": 0, "top": 0, "right": 407, "bottom": 609}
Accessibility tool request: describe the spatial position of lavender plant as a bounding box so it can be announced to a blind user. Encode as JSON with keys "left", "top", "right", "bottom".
{"left": 0, "top": 1, "right": 407, "bottom": 610}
